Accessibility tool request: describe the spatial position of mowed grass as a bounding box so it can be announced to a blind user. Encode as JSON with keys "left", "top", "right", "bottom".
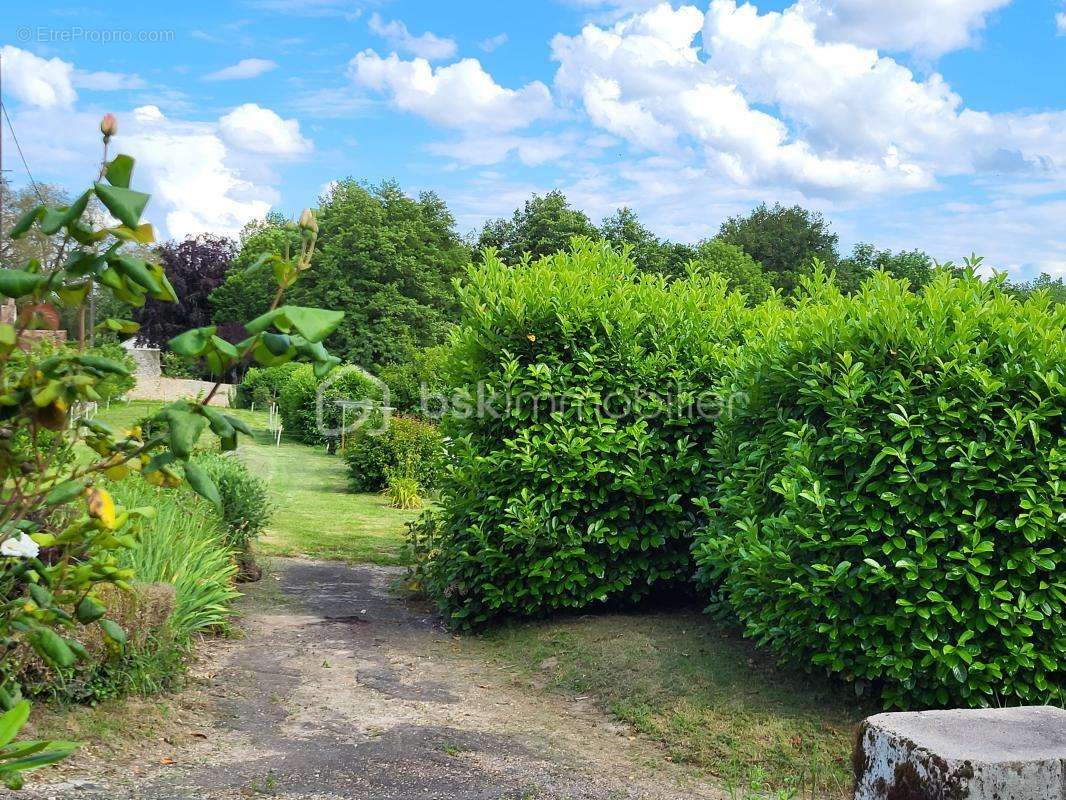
{"left": 96, "top": 400, "right": 416, "bottom": 565}
{"left": 466, "top": 611, "right": 864, "bottom": 797}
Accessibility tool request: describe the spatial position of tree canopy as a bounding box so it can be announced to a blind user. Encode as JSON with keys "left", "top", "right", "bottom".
{"left": 717, "top": 202, "right": 839, "bottom": 294}
{"left": 134, "top": 234, "right": 236, "bottom": 347}
{"left": 477, "top": 190, "right": 597, "bottom": 263}
{"left": 598, "top": 207, "right": 695, "bottom": 278}
{"left": 212, "top": 182, "right": 471, "bottom": 368}
{"left": 836, "top": 242, "right": 936, "bottom": 293}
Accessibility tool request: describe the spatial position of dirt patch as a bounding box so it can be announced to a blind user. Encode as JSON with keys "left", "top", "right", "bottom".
{"left": 23, "top": 558, "right": 725, "bottom": 800}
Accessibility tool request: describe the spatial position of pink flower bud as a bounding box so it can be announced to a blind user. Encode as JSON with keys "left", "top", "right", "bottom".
{"left": 100, "top": 113, "right": 118, "bottom": 140}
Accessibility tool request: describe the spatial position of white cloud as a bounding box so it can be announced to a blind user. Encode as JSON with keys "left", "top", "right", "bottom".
{"left": 350, "top": 51, "right": 553, "bottom": 132}
{"left": 72, "top": 69, "right": 146, "bottom": 91}
{"left": 125, "top": 106, "right": 274, "bottom": 239}
{"left": 548, "top": 1, "right": 1064, "bottom": 197}
{"left": 795, "top": 0, "right": 1011, "bottom": 57}
{"left": 218, "top": 103, "right": 312, "bottom": 156}
{"left": 367, "top": 13, "right": 457, "bottom": 60}
{"left": 0, "top": 46, "right": 76, "bottom": 108}
{"left": 478, "top": 33, "right": 509, "bottom": 53}
{"left": 0, "top": 46, "right": 312, "bottom": 241}
{"left": 204, "top": 58, "right": 278, "bottom": 81}
{"left": 1057, "top": 10, "right": 1066, "bottom": 34}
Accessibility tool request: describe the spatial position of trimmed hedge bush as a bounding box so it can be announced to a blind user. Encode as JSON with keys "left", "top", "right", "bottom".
{"left": 193, "top": 452, "right": 273, "bottom": 551}
{"left": 278, "top": 363, "right": 383, "bottom": 447}
{"left": 416, "top": 240, "right": 762, "bottom": 628}
{"left": 694, "top": 269, "right": 1066, "bottom": 709}
{"left": 343, "top": 414, "right": 444, "bottom": 492}
{"left": 235, "top": 362, "right": 301, "bottom": 409}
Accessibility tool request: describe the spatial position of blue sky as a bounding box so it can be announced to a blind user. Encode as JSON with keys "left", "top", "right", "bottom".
{"left": 1, "top": 0, "right": 1064, "bottom": 278}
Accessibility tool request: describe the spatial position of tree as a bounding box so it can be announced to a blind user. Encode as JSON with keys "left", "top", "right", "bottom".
{"left": 0, "top": 178, "right": 75, "bottom": 271}
{"left": 717, "top": 203, "right": 839, "bottom": 294}
{"left": 133, "top": 234, "right": 236, "bottom": 347}
{"left": 690, "top": 240, "right": 774, "bottom": 305}
{"left": 215, "top": 185, "right": 470, "bottom": 367}
{"left": 477, "top": 190, "right": 597, "bottom": 263}
{"left": 836, "top": 242, "right": 935, "bottom": 293}
{"left": 1007, "top": 272, "right": 1066, "bottom": 306}
{"left": 598, "top": 207, "right": 695, "bottom": 278}
{"left": 210, "top": 213, "right": 299, "bottom": 328}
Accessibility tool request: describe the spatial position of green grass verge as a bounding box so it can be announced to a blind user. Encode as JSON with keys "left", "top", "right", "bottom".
{"left": 97, "top": 400, "right": 417, "bottom": 566}
{"left": 465, "top": 611, "right": 864, "bottom": 797}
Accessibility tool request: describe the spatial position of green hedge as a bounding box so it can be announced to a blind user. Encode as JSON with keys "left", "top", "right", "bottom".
{"left": 417, "top": 241, "right": 761, "bottom": 628}
{"left": 343, "top": 414, "right": 444, "bottom": 492}
{"left": 278, "top": 363, "right": 382, "bottom": 447}
{"left": 192, "top": 452, "right": 273, "bottom": 551}
{"left": 234, "top": 363, "right": 301, "bottom": 409}
{"left": 694, "top": 269, "right": 1066, "bottom": 709}
{"left": 378, "top": 345, "right": 448, "bottom": 418}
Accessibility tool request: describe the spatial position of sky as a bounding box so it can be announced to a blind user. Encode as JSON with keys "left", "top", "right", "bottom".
{"left": 0, "top": 0, "right": 1064, "bottom": 279}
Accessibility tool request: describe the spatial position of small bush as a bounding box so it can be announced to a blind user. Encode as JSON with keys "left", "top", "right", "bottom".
{"left": 278, "top": 363, "right": 383, "bottom": 447}
{"left": 88, "top": 342, "right": 138, "bottom": 400}
{"left": 192, "top": 453, "right": 273, "bottom": 551}
{"left": 418, "top": 241, "right": 761, "bottom": 628}
{"left": 344, "top": 415, "right": 444, "bottom": 492}
{"left": 235, "top": 362, "right": 301, "bottom": 409}
{"left": 695, "top": 268, "right": 1066, "bottom": 709}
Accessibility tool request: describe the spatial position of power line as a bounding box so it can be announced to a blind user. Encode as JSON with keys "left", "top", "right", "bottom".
{"left": 0, "top": 100, "right": 45, "bottom": 204}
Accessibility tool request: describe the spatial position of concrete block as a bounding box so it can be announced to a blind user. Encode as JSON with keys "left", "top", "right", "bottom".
{"left": 853, "top": 705, "right": 1066, "bottom": 800}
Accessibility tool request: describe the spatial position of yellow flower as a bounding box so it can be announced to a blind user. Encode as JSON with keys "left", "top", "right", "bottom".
{"left": 87, "top": 488, "right": 117, "bottom": 530}
{"left": 526, "top": 334, "right": 536, "bottom": 342}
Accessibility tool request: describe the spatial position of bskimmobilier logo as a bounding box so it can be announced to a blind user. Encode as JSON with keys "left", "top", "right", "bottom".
{"left": 315, "top": 365, "right": 392, "bottom": 439}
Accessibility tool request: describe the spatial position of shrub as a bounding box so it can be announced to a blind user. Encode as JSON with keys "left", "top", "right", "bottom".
{"left": 378, "top": 345, "right": 449, "bottom": 417}
{"left": 87, "top": 341, "right": 137, "bottom": 400}
{"left": 694, "top": 267, "right": 1066, "bottom": 709}
{"left": 192, "top": 453, "right": 273, "bottom": 551}
{"left": 278, "top": 363, "right": 382, "bottom": 447}
{"left": 344, "top": 414, "right": 444, "bottom": 492}
{"left": 235, "top": 362, "right": 301, "bottom": 409}
{"left": 417, "top": 240, "right": 760, "bottom": 628}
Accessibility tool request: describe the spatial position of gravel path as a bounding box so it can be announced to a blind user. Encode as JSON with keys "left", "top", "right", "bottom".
{"left": 25, "top": 558, "right": 723, "bottom": 800}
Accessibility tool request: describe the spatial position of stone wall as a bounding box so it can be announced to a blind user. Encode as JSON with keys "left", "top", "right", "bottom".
{"left": 126, "top": 377, "right": 234, "bottom": 407}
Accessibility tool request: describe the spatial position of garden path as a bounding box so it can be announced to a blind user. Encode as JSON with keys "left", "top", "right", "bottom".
{"left": 26, "top": 558, "right": 724, "bottom": 800}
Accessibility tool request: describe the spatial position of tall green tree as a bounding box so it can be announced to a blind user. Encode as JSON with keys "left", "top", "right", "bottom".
{"left": 717, "top": 203, "right": 839, "bottom": 294}
{"left": 836, "top": 242, "right": 935, "bottom": 293}
{"left": 598, "top": 207, "right": 695, "bottom": 278}
{"left": 1007, "top": 271, "right": 1066, "bottom": 306}
{"left": 210, "top": 212, "right": 299, "bottom": 327}
{"left": 691, "top": 240, "right": 774, "bottom": 305}
{"left": 477, "top": 190, "right": 597, "bottom": 263}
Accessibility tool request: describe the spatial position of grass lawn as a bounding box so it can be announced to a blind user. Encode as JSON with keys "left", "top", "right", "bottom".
{"left": 96, "top": 399, "right": 417, "bottom": 565}
{"left": 465, "top": 611, "right": 865, "bottom": 797}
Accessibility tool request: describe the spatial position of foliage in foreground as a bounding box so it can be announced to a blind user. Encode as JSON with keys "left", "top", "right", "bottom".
{"left": 0, "top": 701, "right": 76, "bottom": 790}
{"left": 694, "top": 266, "right": 1066, "bottom": 709}
{"left": 415, "top": 241, "right": 762, "bottom": 627}
{"left": 0, "top": 115, "right": 340, "bottom": 782}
